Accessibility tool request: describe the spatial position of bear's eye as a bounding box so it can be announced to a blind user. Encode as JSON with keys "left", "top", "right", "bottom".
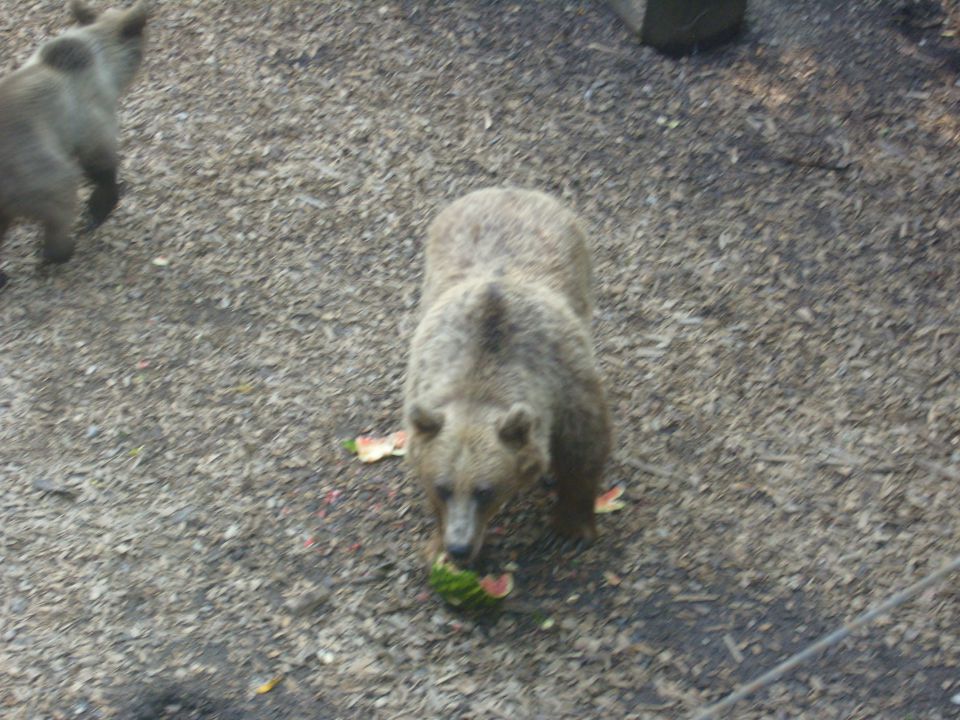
{"left": 473, "top": 486, "right": 496, "bottom": 506}
{"left": 435, "top": 485, "right": 453, "bottom": 502}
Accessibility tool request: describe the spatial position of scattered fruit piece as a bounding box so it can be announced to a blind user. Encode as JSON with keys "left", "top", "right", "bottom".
{"left": 429, "top": 554, "right": 513, "bottom": 609}
{"left": 343, "top": 431, "right": 408, "bottom": 463}
{"left": 151, "top": 256, "right": 169, "bottom": 267}
{"left": 477, "top": 573, "right": 514, "bottom": 599}
{"left": 595, "top": 485, "right": 625, "bottom": 513}
{"left": 356, "top": 435, "right": 394, "bottom": 462}
{"left": 254, "top": 675, "right": 283, "bottom": 695}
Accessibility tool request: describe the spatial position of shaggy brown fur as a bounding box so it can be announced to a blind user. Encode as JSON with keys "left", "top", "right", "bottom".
{"left": 0, "top": 1, "right": 148, "bottom": 284}
{"left": 404, "top": 188, "right": 612, "bottom": 565}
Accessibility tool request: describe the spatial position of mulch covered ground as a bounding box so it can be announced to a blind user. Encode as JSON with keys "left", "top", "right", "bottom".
{"left": 1, "top": 0, "right": 958, "bottom": 718}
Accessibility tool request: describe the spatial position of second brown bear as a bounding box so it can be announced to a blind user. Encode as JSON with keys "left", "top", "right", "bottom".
{"left": 404, "top": 187, "right": 612, "bottom": 565}
{"left": 0, "top": 1, "right": 148, "bottom": 283}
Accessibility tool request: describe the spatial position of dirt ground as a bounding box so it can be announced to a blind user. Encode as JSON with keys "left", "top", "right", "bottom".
{"left": 1, "top": 0, "right": 958, "bottom": 718}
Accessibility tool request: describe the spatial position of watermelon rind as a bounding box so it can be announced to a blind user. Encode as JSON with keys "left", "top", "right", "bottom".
{"left": 429, "top": 555, "right": 512, "bottom": 609}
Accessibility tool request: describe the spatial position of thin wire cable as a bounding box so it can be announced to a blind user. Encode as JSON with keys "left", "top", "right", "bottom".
{"left": 691, "top": 553, "right": 960, "bottom": 720}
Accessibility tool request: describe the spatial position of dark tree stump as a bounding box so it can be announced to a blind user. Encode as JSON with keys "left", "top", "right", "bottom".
{"left": 608, "top": 0, "right": 747, "bottom": 57}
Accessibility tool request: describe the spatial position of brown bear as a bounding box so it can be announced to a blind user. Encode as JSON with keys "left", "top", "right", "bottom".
{"left": 404, "top": 187, "right": 612, "bottom": 566}
{"left": 0, "top": 1, "right": 149, "bottom": 285}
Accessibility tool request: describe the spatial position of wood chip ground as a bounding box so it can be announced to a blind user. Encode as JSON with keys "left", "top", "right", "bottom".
{"left": 1, "top": 1, "right": 958, "bottom": 718}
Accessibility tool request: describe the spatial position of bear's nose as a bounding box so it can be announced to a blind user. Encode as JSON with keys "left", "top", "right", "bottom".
{"left": 446, "top": 543, "right": 472, "bottom": 562}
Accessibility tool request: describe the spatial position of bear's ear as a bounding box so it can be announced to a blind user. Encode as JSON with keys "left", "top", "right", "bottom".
{"left": 70, "top": 0, "right": 99, "bottom": 25}
{"left": 409, "top": 404, "right": 444, "bottom": 437}
{"left": 120, "top": 1, "right": 149, "bottom": 38}
{"left": 498, "top": 403, "right": 535, "bottom": 447}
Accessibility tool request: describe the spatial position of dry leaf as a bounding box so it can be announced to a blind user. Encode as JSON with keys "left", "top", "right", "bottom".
{"left": 255, "top": 675, "right": 283, "bottom": 695}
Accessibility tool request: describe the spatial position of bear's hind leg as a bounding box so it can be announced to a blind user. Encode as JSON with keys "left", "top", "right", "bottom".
{"left": 41, "top": 190, "right": 79, "bottom": 264}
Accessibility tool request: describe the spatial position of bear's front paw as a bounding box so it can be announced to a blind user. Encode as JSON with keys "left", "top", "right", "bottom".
{"left": 551, "top": 513, "right": 597, "bottom": 544}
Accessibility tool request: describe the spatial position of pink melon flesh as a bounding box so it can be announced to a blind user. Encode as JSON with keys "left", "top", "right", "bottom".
{"left": 478, "top": 573, "right": 514, "bottom": 599}
{"left": 595, "top": 486, "right": 626, "bottom": 513}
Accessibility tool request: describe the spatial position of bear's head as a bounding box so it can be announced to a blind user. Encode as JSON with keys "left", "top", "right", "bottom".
{"left": 68, "top": 0, "right": 149, "bottom": 94}
{"left": 406, "top": 400, "right": 548, "bottom": 564}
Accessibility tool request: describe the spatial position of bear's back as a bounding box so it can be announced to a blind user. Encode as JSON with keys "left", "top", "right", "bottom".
{"left": 422, "top": 188, "right": 594, "bottom": 321}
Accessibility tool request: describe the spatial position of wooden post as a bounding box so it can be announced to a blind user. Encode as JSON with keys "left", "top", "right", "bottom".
{"left": 608, "top": 0, "right": 747, "bottom": 57}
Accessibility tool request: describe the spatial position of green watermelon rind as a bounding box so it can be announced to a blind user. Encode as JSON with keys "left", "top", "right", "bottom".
{"left": 429, "top": 556, "right": 507, "bottom": 609}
